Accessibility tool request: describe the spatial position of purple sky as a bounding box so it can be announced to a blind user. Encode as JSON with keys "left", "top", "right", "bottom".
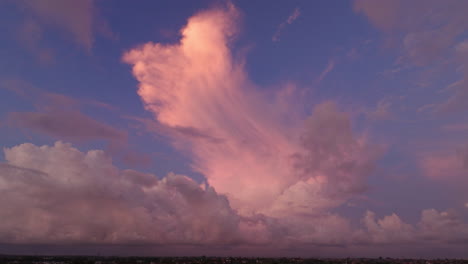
{"left": 1, "top": 0, "right": 468, "bottom": 258}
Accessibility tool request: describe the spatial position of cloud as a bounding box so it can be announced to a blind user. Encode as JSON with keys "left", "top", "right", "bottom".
{"left": 1, "top": 78, "right": 150, "bottom": 168}
{"left": 275, "top": 102, "right": 379, "bottom": 215}
{"left": 366, "top": 98, "right": 394, "bottom": 121}
{"left": 272, "top": 7, "right": 301, "bottom": 42}
{"left": 17, "top": 19, "right": 54, "bottom": 64}
{"left": 0, "top": 78, "right": 38, "bottom": 97}
{"left": 13, "top": 0, "right": 115, "bottom": 53}
{"left": 123, "top": 5, "right": 377, "bottom": 216}
{"left": 346, "top": 48, "right": 359, "bottom": 60}
{"left": 359, "top": 211, "right": 415, "bottom": 244}
{"left": 354, "top": 0, "right": 468, "bottom": 113}
{"left": 442, "top": 123, "right": 468, "bottom": 132}
{"left": 1, "top": 141, "right": 468, "bottom": 251}
{"left": 353, "top": 0, "right": 402, "bottom": 33}
{"left": 0, "top": 141, "right": 242, "bottom": 244}
{"left": 0, "top": 141, "right": 356, "bottom": 247}
{"left": 419, "top": 145, "right": 468, "bottom": 180}
{"left": 419, "top": 209, "right": 468, "bottom": 243}
{"left": 17, "top": 0, "right": 94, "bottom": 50}
{"left": 120, "top": 4, "right": 468, "bottom": 252}
{"left": 354, "top": 209, "right": 468, "bottom": 246}
{"left": 1, "top": 78, "right": 117, "bottom": 112}
{"left": 432, "top": 40, "right": 468, "bottom": 113}
{"left": 1, "top": 2, "right": 468, "bottom": 256}
{"left": 2, "top": 79, "right": 125, "bottom": 144}
{"left": 315, "top": 59, "right": 335, "bottom": 84}
{"left": 354, "top": 0, "right": 468, "bottom": 65}
{"left": 8, "top": 111, "right": 126, "bottom": 143}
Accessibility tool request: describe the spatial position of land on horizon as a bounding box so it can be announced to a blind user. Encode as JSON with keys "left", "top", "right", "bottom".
{"left": 1, "top": 255, "right": 468, "bottom": 264}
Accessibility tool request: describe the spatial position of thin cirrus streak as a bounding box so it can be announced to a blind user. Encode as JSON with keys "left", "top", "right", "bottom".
{"left": 315, "top": 58, "right": 335, "bottom": 85}
{"left": 272, "top": 7, "right": 301, "bottom": 42}
{"left": 123, "top": 4, "right": 377, "bottom": 216}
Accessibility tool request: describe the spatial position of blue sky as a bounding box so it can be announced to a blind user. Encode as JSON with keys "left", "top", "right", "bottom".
{"left": 1, "top": 0, "right": 468, "bottom": 258}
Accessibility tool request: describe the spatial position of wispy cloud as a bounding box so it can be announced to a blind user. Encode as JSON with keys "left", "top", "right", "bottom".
{"left": 272, "top": 7, "right": 300, "bottom": 42}
{"left": 1, "top": 78, "right": 150, "bottom": 168}
{"left": 419, "top": 147, "right": 468, "bottom": 181}
{"left": 8, "top": 111, "right": 126, "bottom": 142}
{"left": 315, "top": 58, "right": 335, "bottom": 84}
{"left": 16, "top": 19, "right": 54, "bottom": 64}
{"left": 442, "top": 123, "right": 468, "bottom": 132}
{"left": 354, "top": 0, "right": 468, "bottom": 113}
{"left": 12, "top": 0, "right": 115, "bottom": 57}
{"left": 366, "top": 98, "right": 394, "bottom": 121}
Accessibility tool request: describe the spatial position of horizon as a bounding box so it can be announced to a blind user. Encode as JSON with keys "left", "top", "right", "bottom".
{"left": 1, "top": 0, "right": 468, "bottom": 259}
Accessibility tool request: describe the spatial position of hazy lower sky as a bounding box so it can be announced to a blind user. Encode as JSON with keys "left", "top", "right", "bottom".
{"left": 1, "top": 0, "right": 468, "bottom": 258}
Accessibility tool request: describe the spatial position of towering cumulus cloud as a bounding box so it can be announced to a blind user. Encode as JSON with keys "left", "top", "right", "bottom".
{"left": 123, "top": 4, "right": 376, "bottom": 216}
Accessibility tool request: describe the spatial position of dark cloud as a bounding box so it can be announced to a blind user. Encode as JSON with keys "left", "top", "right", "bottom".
{"left": 8, "top": 111, "right": 126, "bottom": 142}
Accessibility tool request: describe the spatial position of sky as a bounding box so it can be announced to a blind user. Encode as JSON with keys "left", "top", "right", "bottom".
{"left": 1, "top": 0, "right": 468, "bottom": 259}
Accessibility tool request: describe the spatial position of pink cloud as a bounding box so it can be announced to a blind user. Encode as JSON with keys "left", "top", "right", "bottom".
{"left": 0, "top": 141, "right": 358, "bottom": 247}
{"left": 17, "top": 0, "right": 95, "bottom": 50}
{"left": 353, "top": 0, "right": 402, "bottom": 33}
{"left": 17, "top": 19, "right": 54, "bottom": 64}
{"left": 1, "top": 141, "right": 467, "bottom": 248}
{"left": 8, "top": 111, "right": 126, "bottom": 143}
{"left": 1, "top": 78, "right": 151, "bottom": 168}
{"left": 359, "top": 210, "right": 415, "bottom": 244}
{"left": 13, "top": 0, "right": 116, "bottom": 54}
{"left": 0, "top": 142, "right": 241, "bottom": 244}
{"left": 354, "top": 209, "right": 468, "bottom": 246}
{"left": 2, "top": 79, "right": 125, "bottom": 143}
{"left": 1, "top": 78, "right": 120, "bottom": 113}
{"left": 1, "top": 79, "right": 79, "bottom": 109}
{"left": 433, "top": 40, "right": 468, "bottom": 113}
{"left": 123, "top": 5, "right": 378, "bottom": 217}
{"left": 419, "top": 209, "right": 468, "bottom": 243}
{"left": 355, "top": 0, "right": 468, "bottom": 113}
{"left": 272, "top": 7, "right": 301, "bottom": 42}
{"left": 355, "top": 0, "right": 468, "bottom": 65}
{"left": 315, "top": 59, "right": 335, "bottom": 84}
{"left": 366, "top": 98, "right": 394, "bottom": 121}
{"left": 419, "top": 148, "right": 468, "bottom": 180}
